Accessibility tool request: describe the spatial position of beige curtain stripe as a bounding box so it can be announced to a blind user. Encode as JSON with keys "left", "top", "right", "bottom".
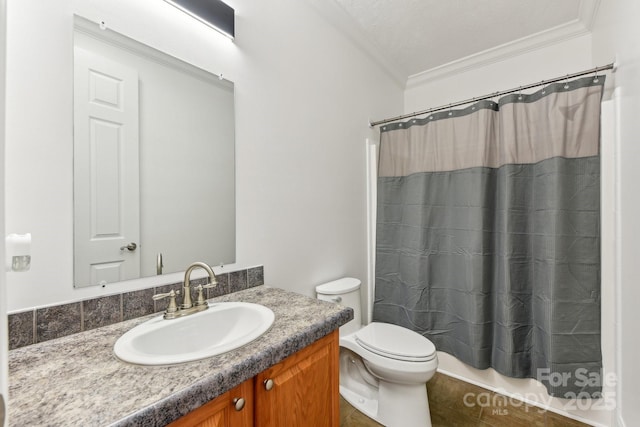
{"left": 379, "top": 84, "right": 602, "bottom": 177}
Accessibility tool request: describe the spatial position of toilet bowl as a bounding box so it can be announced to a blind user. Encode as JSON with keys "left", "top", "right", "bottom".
{"left": 316, "top": 278, "right": 438, "bottom": 427}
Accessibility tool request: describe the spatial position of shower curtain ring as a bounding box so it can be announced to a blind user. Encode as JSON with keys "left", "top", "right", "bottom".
{"left": 593, "top": 67, "right": 600, "bottom": 83}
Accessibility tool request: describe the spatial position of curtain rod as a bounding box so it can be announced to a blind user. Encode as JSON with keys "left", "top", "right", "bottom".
{"left": 369, "top": 62, "right": 616, "bottom": 128}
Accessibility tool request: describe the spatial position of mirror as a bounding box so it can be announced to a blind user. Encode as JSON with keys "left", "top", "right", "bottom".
{"left": 72, "top": 16, "right": 235, "bottom": 288}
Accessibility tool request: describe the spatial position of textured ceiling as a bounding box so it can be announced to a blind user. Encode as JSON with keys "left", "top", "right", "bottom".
{"left": 331, "top": 0, "right": 583, "bottom": 78}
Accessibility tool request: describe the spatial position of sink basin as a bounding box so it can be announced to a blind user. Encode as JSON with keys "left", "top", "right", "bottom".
{"left": 114, "top": 302, "right": 275, "bottom": 365}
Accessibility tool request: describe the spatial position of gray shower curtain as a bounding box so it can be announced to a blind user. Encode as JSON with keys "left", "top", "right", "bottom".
{"left": 373, "top": 76, "right": 604, "bottom": 398}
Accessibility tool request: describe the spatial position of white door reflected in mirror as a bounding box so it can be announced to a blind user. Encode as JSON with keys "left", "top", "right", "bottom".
{"left": 72, "top": 16, "right": 236, "bottom": 288}
{"left": 73, "top": 47, "right": 141, "bottom": 286}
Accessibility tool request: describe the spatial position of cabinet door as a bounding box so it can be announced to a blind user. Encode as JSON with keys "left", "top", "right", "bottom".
{"left": 168, "top": 379, "right": 253, "bottom": 427}
{"left": 255, "top": 330, "right": 339, "bottom": 427}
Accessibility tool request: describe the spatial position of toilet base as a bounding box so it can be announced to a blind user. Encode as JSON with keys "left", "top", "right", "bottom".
{"left": 340, "top": 381, "right": 432, "bottom": 427}
{"left": 340, "top": 385, "right": 379, "bottom": 421}
{"left": 378, "top": 381, "right": 431, "bottom": 427}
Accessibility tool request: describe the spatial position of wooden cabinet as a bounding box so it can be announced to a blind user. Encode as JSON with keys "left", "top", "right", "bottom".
{"left": 168, "top": 379, "right": 253, "bottom": 427}
{"left": 255, "top": 330, "right": 339, "bottom": 427}
{"left": 169, "top": 330, "right": 339, "bottom": 427}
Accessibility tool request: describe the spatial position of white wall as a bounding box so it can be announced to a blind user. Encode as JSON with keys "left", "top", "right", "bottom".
{"left": 596, "top": 0, "right": 640, "bottom": 425}
{"left": 0, "top": 0, "right": 7, "bottom": 422}
{"left": 590, "top": 0, "right": 615, "bottom": 67}
{"left": 404, "top": 34, "right": 616, "bottom": 426}
{"left": 5, "top": 0, "right": 403, "bottom": 311}
{"left": 405, "top": 34, "right": 594, "bottom": 111}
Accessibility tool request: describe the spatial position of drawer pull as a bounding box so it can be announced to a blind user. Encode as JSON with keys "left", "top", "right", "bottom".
{"left": 263, "top": 379, "right": 274, "bottom": 391}
{"left": 233, "top": 397, "right": 245, "bottom": 411}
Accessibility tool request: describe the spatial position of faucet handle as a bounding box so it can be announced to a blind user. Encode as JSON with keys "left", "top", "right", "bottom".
{"left": 194, "top": 283, "right": 216, "bottom": 306}
{"left": 152, "top": 289, "right": 180, "bottom": 313}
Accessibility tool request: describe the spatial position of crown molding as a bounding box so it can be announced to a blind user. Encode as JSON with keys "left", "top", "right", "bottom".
{"left": 407, "top": 0, "right": 600, "bottom": 89}
{"left": 406, "top": 20, "right": 589, "bottom": 89}
{"left": 305, "top": 0, "right": 600, "bottom": 90}
{"left": 303, "top": 0, "right": 407, "bottom": 88}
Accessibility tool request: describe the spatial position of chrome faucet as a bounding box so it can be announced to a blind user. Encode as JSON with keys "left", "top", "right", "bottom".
{"left": 183, "top": 261, "right": 217, "bottom": 309}
{"left": 152, "top": 261, "right": 217, "bottom": 319}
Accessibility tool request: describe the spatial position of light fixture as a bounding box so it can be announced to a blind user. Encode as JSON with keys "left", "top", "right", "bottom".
{"left": 164, "top": 0, "right": 235, "bottom": 39}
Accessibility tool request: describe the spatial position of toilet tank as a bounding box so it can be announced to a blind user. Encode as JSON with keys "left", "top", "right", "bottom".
{"left": 315, "top": 277, "right": 362, "bottom": 336}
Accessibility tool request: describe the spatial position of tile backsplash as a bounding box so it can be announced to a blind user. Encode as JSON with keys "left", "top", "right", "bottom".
{"left": 8, "top": 265, "right": 264, "bottom": 350}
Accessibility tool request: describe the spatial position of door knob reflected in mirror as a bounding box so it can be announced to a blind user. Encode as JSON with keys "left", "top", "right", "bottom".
{"left": 120, "top": 242, "right": 137, "bottom": 251}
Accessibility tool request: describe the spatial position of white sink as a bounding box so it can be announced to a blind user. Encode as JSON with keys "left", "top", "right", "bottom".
{"left": 114, "top": 302, "right": 275, "bottom": 365}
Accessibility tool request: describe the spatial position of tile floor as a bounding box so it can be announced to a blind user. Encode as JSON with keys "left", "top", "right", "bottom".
{"left": 339, "top": 372, "right": 591, "bottom": 427}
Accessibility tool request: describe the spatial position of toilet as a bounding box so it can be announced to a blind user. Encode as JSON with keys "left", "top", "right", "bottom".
{"left": 316, "top": 278, "right": 438, "bottom": 427}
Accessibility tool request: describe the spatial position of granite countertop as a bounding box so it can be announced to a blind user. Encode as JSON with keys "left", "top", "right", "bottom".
{"left": 8, "top": 286, "right": 353, "bottom": 426}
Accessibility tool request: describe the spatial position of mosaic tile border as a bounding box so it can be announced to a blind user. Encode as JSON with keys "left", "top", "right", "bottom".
{"left": 8, "top": 265, "right": 264, "bottom": 350}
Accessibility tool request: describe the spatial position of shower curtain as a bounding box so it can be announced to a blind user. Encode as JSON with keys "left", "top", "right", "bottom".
{"left": 373, "top": 76, "right": 604, "bottom": 398}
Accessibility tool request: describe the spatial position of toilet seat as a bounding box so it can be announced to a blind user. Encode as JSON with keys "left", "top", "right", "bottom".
{"left": 354, "top": 322, "right": 436, "bottom": 362}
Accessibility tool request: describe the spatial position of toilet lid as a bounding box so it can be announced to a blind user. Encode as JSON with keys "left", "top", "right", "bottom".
{"left": 355, "top": 322, "right": 436, "bottom": 362}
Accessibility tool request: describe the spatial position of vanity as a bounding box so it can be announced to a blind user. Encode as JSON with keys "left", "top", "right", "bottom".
{"left": 170, "top": 331, "right": 337, "bottom": 427}
{"left": 8, "top": 286, "right": 352, "bottom": 426}
{"left": 6, "top": 8, "right": 351, "bottom": 426}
